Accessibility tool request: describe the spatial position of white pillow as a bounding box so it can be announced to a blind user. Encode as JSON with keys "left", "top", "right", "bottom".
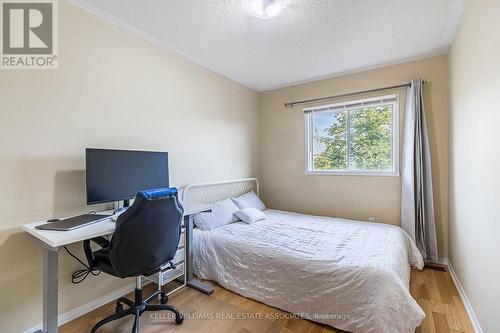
{"left": 193, "top": 198, "right": 239, "bottom": 231}
{"left": 234, "top": 208, "right": 266, "bottom": 224}
{"left": 231, "top": 191, "right": 266, "bottom": 211}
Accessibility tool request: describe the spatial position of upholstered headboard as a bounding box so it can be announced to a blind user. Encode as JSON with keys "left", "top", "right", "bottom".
{"left": 181, "top": 178, "right": 259, "bottom": 204}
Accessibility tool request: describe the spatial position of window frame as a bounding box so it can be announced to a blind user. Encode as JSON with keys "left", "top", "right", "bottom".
{"left": 304, "top": 94, "right": 400, "bottom": 177}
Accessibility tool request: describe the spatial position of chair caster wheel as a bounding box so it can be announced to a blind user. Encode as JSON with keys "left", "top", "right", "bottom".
{"left": 160, "top": 294, "right": 168, "bottom": 305}
{"left": 115, "top": 304, "right": 124, "bottom": 313}
{"left": 175, "top": 314, "right": 184, "bottom": 325}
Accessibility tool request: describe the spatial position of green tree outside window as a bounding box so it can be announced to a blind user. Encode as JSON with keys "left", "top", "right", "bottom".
{"left": 312, "top": 105, "right": 393, "bottom": 171}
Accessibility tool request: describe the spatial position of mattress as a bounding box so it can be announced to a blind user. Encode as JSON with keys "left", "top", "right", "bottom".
{"left": 193, "top": 209, "right": 425, "bottom": 333}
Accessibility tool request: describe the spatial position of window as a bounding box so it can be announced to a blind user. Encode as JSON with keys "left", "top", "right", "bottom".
{"left": 305, "top": 95, "right": 399, "bottom": 176}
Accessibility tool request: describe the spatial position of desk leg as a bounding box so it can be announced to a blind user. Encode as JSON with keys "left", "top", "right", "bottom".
{"left": 39, "top": 248, "right": 58, "bottom": 333}
{"left": 185, "top": 215, "right": 214, "bottom": 294}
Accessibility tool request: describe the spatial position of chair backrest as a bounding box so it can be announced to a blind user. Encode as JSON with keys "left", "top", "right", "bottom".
{"left": 109, "top": 188, "right": 184, "bottom": 278}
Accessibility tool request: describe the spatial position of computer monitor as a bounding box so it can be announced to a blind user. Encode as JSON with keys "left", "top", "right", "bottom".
{"left": 86, "top": 148, "right": 169, "bottom": 205}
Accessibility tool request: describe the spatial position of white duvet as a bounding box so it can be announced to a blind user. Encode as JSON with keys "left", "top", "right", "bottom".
{"left": 193, "top": 209, "right": 425, "bottom": 333}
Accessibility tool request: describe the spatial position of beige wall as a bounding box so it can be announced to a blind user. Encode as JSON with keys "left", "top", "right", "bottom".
{"left": 259, "top": 55, "right": 449, "bottom": 257}
{"left": 0, "top": 1, "right": 259, "bottom": 332}
{"left": 3, "top": 0, "right": 485, "bottom": 331}
{"left": 449, "top": 0, "right": 500, "bottom": 332}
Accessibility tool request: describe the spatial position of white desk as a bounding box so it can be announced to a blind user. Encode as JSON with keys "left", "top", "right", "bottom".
{"left": 22, "top": 201, "right": 213, "bottom": 333}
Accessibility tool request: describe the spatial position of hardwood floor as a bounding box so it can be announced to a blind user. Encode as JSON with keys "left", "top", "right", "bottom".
{"left": 60, "top": 268, "right": 474, "bottom": 333}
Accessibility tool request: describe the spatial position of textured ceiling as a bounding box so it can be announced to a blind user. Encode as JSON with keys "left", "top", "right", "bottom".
{"left": 70, "top": 0, "right": 466, "bottom": 91}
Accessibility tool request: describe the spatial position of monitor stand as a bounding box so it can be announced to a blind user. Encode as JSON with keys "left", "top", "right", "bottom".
{"left": 113, "top": 199, "right": 131, "bottom": 215}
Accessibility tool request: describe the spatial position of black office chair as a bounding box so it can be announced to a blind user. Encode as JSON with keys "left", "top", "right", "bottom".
{"left": 84, "top": 187, "right": 184, "bottom": 333}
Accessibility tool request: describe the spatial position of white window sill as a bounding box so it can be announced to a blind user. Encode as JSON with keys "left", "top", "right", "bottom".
{"left": 305, "top": 170, "right": 400, "bottom": 177}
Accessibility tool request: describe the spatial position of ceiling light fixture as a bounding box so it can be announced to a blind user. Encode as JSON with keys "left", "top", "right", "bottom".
{"left": 250, "top": 0, "right": 285, "bottom": 19}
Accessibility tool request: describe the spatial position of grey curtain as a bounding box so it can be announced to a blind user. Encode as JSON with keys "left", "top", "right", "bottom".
{"left": 401, "top": 79, "right": 438, "bottom": 262}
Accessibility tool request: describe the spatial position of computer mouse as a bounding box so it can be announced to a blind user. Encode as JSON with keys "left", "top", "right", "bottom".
{"left": 46, "top": 218, "right": 60, "bottom": 222}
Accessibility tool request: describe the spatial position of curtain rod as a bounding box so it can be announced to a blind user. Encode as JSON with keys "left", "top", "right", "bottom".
{"left": 284, "top": 80, "right": 427, "bottom": 109}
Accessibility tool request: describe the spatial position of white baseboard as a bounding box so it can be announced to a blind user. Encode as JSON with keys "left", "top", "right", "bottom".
{"left": 23, "top": 281, "right": 142, "bottom": 333}
{"left": 446, "top": 260, "right": 483, "bottom": 333}
{"left": 429, "top": 257, "right": 449, "bottom": 266}
{"left": 436, "top": 256, "right": 449, "bottom": 265}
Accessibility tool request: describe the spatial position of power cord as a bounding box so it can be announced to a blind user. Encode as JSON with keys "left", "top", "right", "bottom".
{"left": 64, "top": 246, "right": 101, "bottom": 284}
{"left": 63, "top": 211, "right": 110, "bottom": 284}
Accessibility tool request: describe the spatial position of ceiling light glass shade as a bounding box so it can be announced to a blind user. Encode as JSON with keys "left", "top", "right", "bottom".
{"left": 250, "top": 0, "right": 285, "bottom": 19}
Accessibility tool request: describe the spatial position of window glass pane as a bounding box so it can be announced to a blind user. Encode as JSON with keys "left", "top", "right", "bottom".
{"left": 312, "top": 112, "right": 347, "bottom": 170}
{"left": 348, "top": 105, "right": 393, "bottom": 170}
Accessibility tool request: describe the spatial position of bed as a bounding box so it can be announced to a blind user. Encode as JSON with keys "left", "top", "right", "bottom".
{"left": 183, "top": 178, "right": 425, "bottom": 333}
